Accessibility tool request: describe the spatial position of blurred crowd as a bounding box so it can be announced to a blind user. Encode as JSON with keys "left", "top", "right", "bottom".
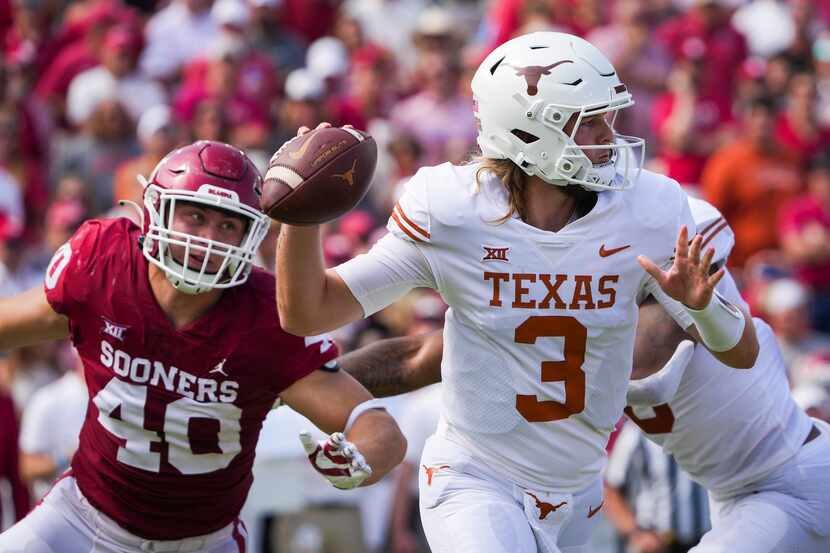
{"left": 1, "top": 0, "right": 830, "bottom": 552}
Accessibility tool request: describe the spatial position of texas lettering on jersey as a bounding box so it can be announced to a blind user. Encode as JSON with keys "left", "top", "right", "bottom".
{"left": 484, "top": 272, "right": 618, "bottom": 310}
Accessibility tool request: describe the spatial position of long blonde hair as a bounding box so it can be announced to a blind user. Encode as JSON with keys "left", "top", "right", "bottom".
{"left": 473, "top": 157, "right": 528, "bottom": 224}
{"left": 472, "top": 156, "right": 597, "bottom": 225}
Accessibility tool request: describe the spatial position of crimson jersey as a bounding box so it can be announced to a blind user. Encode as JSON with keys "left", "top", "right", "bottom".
{"left": 43, "top": 218, "right": 338, "bottom": 540}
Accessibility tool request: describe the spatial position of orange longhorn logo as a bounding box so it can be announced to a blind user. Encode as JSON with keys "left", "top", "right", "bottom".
{"left": 504, "top": 60, "right": 573, "bottom": 96}
{"left": 525, "top": 491, "right": 567, "bottom": 520}
{"left": 422, "top": 464, "right": 451, "bottom": 486}
{"left": 332, "top": 160, "right": 358, "bottom": 187}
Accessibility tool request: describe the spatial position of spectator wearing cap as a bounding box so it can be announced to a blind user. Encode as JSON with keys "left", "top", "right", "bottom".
{"left": 66, "top": 24, "right": 166, "bottom": 129}
{"left": 0, "top": 388, "right": 29, "bottom": 530}
{"left": 248, "top": 0, "right": 306, "bottom": 76}
{"left": 173, "top": 32, "right": 270, "bottom": 149}
{"left": 780, "top": 153, "right": 830, "bottom": 332}
{"left": 52, "top": 97, "right": 140, "bottom": 214}
{"left": 390, "top": 50, "right": 476, "bottom": 166}
{"left": 775, "top": 73, "right": 830, "bottom": 168}
{"left": 140, "top": 0, "right": 221, "bottom": 81}
{"left": 701, "top": 96, "right": 802, "bottom": 269}
{"left": 273, "top": 68, "right": 327, "bottom": 148}
{"left": 588, "top": 0, "right": 672, "bottom": 148}
{"left": 113, "top": 104, "right": 178, "bottom": 208}
{"left": 761, "top": 278, "right": 830, "bottom": 375}
{"left": 306, "top": 36, "right": 350, "bottom": 96}
{"left": 650, "top": 51, "right": 735, "bottom": 187}
{"left": 657, "top": 0, "right": 747, "bottom": 107}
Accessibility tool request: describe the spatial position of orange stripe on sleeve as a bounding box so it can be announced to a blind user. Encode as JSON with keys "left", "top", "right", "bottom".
{"left": 391, "top": 212, "right": 424, "bottom": 243}
{"left": 700, "top": 221, "right": 729, "bottom": 249}
{"left": 394, "top": 203, "right": 430, "bottom": 239}
{"left": 698, "top": 217, "right": 725, "bottom": 239}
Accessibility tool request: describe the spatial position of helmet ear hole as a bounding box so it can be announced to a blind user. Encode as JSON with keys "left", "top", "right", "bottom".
{"left": 511, "top": 129, "right": 540, "bottom": 144}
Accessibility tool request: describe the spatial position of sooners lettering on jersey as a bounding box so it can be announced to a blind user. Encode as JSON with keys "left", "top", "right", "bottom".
{"left": 385, "top": 163, "right": 695, "bottom": 492}
{"left": 43, "top": 218, "right": 338, "bottom": 540}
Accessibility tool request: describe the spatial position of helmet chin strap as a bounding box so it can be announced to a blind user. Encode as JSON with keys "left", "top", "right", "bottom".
{"left": 159, "top": 247, "right": 214, "bottom": 295}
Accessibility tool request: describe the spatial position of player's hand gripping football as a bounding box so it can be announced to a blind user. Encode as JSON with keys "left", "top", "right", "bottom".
{"left": 638, "top": 225, "right": 725, "bottom": 310}
{"left": 299, "top": 430, "right": 373, "bottom": 490}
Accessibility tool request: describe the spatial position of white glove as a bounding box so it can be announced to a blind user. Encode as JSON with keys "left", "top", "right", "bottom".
{"left": 627, "top": 340, "right": 695, "bottom": 406}
{"left": 299, "top": 431, "right": 373, "bottom": 490}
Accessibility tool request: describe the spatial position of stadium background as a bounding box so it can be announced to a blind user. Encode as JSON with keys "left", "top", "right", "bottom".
{"left": 0, "top": 0, "right": 829, "bottom": 551}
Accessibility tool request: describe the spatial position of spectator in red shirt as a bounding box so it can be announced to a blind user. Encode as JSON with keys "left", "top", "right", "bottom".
{"left": 329, "top": 45, "right": 395, "bottom": 130}
{"left": 33, "top": 2, "right": 131, "bottom": 125}
{"left": 651, "top": 55, "right": 735, "bottom": 187}
{"left": 173, "top": 34, "right": 270, "bottom": 149}
{"left": 780, "top": 153, "right": 830, "bottom": 332}
{"left": 588, "top": 0, "right": 672, "bottom": 147}
{"left": 657, "top": 0, "right": 747, "bottom": 106}
{"left": 0, "top": 388, "right": 30, "bottom": 528}
{"left": 776, "top": 72, "right": 830, "bottom": 168}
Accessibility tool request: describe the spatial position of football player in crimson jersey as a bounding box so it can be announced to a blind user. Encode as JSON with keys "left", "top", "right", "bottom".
{"left": 339, "top": 199, "right": 830, "bottom": 553}
{"left": 0, "top": 141, "right": 405, "bottom": 553}
{"left": 276, "top": 32, "right": 758, "bottom": 553}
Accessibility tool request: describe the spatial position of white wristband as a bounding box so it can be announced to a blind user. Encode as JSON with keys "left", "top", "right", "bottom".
{"left": 685, "top": 292, "right": 745, "bottom": 352}
{"left": 344, "top": 398, "right": 388, "bottom": 434}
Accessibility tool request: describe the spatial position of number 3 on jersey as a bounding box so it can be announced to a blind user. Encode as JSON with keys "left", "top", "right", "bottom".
{"left": 515, "top": 315, "right": 587, "bottom": 423}
{"left": 93, "top": 378, "right": 242, "bottom": 474}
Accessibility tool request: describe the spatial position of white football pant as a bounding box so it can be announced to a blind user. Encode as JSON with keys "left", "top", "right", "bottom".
{"left": 418, "top": 433, "right": 603, "bottom": 553}
{"left": 0, "top": 475, "right": 248, "bottom": 553}
{"left": 692, "top": 419, "right": 830, "bottom": 553}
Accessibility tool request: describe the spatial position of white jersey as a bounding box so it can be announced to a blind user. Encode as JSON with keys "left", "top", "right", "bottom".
{"left": 626, "top": 199, "right": 814, "bottom": 497}
{"left": 336, "top": 162, "right": 695, "bottom": 492}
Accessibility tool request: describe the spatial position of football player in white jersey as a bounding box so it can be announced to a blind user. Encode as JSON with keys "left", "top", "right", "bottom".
{"left": 275, "top": 32, "right": 759, "bottom": 553}
{"left": 620, "top": 197, "right": 830, "bottom": 553}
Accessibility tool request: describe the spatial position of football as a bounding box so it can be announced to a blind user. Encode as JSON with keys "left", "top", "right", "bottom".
{"left": 260, "top": 126, "right": 378, "bottom": 225}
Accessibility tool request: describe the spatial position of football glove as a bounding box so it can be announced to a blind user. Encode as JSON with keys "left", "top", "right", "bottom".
{"left": 299, "top": 430, "right": 372, "bottom": 490}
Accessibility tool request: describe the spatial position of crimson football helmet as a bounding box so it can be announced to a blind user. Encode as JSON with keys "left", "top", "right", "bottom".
{"left": 138, "top": 140, "right": 271, "bottom": 294}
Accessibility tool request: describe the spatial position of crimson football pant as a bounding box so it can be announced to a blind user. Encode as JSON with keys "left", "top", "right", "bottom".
{"left": 0, "top": 475, "right": 248, "bottom": 553}
{"left": 418, "top": 433, "right": 603, "bottom": 553}
{"left": 691, "top": 419, "right": 830, "bottom": 553}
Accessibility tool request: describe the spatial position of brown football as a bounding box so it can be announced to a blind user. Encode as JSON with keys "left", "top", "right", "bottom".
{"left": 260, "top": 126, "right": 377, "bottom": 225}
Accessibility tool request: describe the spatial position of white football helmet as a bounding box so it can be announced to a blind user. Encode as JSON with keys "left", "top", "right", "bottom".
{"left": 471, "top": 32, "right": 644, "bottom": 191}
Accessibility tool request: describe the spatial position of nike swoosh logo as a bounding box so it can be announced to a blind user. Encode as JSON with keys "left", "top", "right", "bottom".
{"left": 599, "top": 244, "right": 631, "bottom": 257}
{"left": 588, "top": 501, "right": 604, "bottom": 519}
{"left": 288, "top": 135, "right": 315, "bottom": 160}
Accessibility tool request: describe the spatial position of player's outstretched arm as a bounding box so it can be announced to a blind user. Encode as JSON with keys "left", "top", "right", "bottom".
{"left": 337, "top": 330, "right": 443, "bottom": 397}
{"left": 274, "top": 124, "right": 366, "bottom": 336}
{"left": 280, "top": 368, "right": 406, "bottom": 488}
{"left": 275, "top": 224, "right": 364, "bottom": 336}
{"left": 0, "top": 286, "right": 69, "bottom": 351}
{"left": 638, "top": 226, "right": 759, "bottom": 369}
